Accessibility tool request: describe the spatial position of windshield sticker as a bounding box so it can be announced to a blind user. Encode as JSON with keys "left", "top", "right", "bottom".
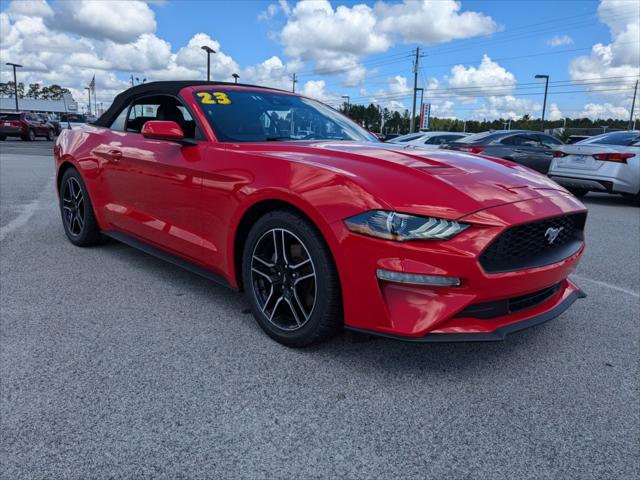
{"left": 195, "top": 91, "right": 231, "bottom": 105}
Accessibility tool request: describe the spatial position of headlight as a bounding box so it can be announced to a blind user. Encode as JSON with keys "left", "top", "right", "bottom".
{"left": 344, "top": 210, "right": 469, "bottom": 241}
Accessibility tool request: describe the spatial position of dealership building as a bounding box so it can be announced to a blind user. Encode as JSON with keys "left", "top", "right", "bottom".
{"left": 0, "top": 94, "right": 79, "bottom": 115}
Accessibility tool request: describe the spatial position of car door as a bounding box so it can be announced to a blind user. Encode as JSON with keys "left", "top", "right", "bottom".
{"left": 498, "top": 134, "right": 550, "bottom": 173}
{"left": 96, "top": 96, "right": 207, "bottom": 263}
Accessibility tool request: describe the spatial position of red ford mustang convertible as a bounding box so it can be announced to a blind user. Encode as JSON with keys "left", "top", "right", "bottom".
{"left": 54, "top": 81, "right": 586, "bottom": 346}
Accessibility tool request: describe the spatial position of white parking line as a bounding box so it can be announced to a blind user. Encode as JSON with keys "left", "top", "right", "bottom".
{"left": 0, "top": 176, "right": 55, "bottom": 242}
{"left": 571, "top": 273, "right": 640, "bottom": 299}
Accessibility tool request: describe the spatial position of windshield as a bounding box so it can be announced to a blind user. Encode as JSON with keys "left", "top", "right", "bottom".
{"left": 193, "top": 89, "right": 378, "bottom": 143}
{"left": 577, "top": 131, "right": 640, "bottom": 147}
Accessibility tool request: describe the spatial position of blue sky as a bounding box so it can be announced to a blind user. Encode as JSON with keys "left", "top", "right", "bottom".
{"left": 1, "top": 0, "right": 638, "bottom": 120}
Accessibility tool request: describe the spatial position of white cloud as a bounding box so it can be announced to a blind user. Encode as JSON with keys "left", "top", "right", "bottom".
{"left": 387, "top": 75, "right": 411, "bottom": 96}
{"left": 7, "top": 0, "right": 53, "bottom": 17}
{"left": 547, "top": 35, "right": 574, "bottom": 47}
{"left": 281, "top": 1, "right": 389, "bottom": 61}
{"left": 374, "top": 0, "right": 498, "bottom": 45}
{"left": 242, "top": 56, "right": 291, "bottom": 90}
{"left": 472, "top": 96, "right": 541, "bottom": 121}
{"left": 577, "top": 102, "right": 629, "bottom": 119}
{"left": 47, "top": 0, "right": 156, "bottom": 43}
{"left": 258, "top": 4, "right": 279, "bottom": 21}
{"left": 278, "top": 0, "right": 496, "bottom": 85}
{"left": 103, "top": 34, "right": 172, "bottom": 72}
{"left": 548, "top": 103, "right": 564, "bottom": 121}
{"left": 448, "top": 55, "right": 516, "bottom": 102}
{"left": 300, "top": 79, "right": 340, "bottom": 104}
{"left": 568, "top": 0, "right": 639, "bottom": 98}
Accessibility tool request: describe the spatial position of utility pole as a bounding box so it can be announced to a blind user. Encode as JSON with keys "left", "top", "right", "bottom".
{"left": 628, "top": 79, "right": 638, "bottom": 130}
{"left": 409, "top": 47, "right": 420, "bottom": 133}
{"left": 291, "top": 73, "right": 297, "bottom": 93}
{"left": 6, "top": 62, "right": 22, "bottom": 111}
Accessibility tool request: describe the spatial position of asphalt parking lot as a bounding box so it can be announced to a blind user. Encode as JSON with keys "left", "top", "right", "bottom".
{"left": 1, "top": 139, "right": 638, "bottom": 479}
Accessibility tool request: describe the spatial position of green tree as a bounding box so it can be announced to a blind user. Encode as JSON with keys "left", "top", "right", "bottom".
{"left": 40, "top": 84, "right": 71, "bottom": 101}
{"left": 26, "top": 83, "right": 42, "bottom": 99}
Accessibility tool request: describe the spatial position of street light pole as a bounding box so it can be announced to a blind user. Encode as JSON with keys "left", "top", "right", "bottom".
{"left": 628, "top": 79, "right": 638, "bottom": 130}
{"left": 6, "top": 62, "right": 22, "bottom": 111}
{"left": 201, "top": 46, "right": 216, "bottom": 81}
{"left": 341, "top": 95, "right": 350, "bottom": 114}
{"left": 232, "top": 73, "right": 240, "bottom": 84}
{"left": 535, "top": 74, "right": 549, "bottom": 132}
{"left": 84, "top": 87, "right": 91, "bottom": 116}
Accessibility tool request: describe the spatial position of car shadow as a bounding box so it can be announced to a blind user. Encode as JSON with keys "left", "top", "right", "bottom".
{"left": 100, "top": 237, "right": 573, "bottom": 377}
{"left": 581, "top": 193, "right": 638, "bottom": 208}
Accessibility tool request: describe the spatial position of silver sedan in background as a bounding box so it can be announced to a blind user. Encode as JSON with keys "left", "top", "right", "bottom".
{"left": 548, "top": 130, "right": 640, "bottom": 204}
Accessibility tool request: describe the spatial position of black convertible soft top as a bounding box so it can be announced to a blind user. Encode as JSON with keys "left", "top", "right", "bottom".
{"left": 94, "top": 81, "right": 285, "bottom": 127}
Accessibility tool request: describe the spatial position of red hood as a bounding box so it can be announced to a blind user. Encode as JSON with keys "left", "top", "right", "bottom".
{"left": 229, "top": 141, "right": 569, "bottom": 219}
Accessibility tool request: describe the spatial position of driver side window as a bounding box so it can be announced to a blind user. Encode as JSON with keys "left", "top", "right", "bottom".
{"left": 109, "top": 95, "right": 197, "bottom": 138}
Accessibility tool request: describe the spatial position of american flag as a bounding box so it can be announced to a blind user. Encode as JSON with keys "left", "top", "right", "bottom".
{"left": 89, "top": 75, "right": 95, "bottom": 93}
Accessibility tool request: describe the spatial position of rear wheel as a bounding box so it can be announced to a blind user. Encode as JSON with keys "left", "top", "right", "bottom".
{"left": 59, "top": 168, "right": 103, "bottom": 246}
{"left": 46, "top": 129, "right": 54, "bottom": 141}
{"left": 23, "top": 129, "right": 36, "bottom": 141}
{"left": 242, "top": 210, "right": 342, "bottom": 347}
{"left": 0, "top": 136, "right": 5, "bottom": 141}
{"left": 567, "top": 187, "right": 589, "bottom": 198}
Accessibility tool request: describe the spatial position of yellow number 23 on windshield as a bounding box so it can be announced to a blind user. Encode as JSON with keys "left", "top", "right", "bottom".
{"left": 196, "top": 92, "right": 231, "bottom": 105}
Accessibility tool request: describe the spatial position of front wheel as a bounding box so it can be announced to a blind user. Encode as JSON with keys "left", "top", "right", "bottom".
{"left": 242, "top": 210, "right": 343, "bottom": 347}
{"left": 59, "top": 168, "right": 104, "bottom": 246}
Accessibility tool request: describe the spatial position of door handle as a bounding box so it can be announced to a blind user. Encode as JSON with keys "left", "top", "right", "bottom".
{"left": 513, "top": 149, "right": 523, "bottom": 153}
{"left": 107, "top": 149, "right": 123, "bottom": 162}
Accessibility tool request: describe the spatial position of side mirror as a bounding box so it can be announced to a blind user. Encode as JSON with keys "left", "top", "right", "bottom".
{"left": 141, "top": 121, "right": 197, "bottom": 145}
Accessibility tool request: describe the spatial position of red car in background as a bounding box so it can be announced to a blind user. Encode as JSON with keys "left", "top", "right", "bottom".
{"left": 54, "top": 81, "right": 587, "bottom": 347}
{"left": 0, "top": 111, "right": 56, "bottom": 141}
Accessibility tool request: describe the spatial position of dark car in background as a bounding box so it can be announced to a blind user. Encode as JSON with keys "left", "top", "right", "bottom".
{"left": 43, "top": 114, "right": 62, "bottom": 135}
{"left": 442, "top": 130, "right": 564, "bottom": 174}
{"left": 0, "top": 112, "right": 56, "bottom": 141}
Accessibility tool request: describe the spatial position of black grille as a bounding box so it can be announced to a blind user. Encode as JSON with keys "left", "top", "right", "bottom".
{"left": 454, "top": 282, "right": 563, "bottom": 320}
{"left": 479, "top": 213, "right": 586, "bottom": 273}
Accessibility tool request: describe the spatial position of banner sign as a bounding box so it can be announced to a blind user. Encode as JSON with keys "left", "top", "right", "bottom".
{"left": 420, "top": 103, "right": 431, "bottom": 130}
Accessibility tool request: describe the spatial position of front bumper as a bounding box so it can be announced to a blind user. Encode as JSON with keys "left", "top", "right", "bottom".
{"left": 347, "top": 280, "right": 585, "bottom": 342}
{"left": 550, "top": 174, "right": 639, "bottom": 195}
{"left": 332, "top": 193, "right": 587, "bottom": 339}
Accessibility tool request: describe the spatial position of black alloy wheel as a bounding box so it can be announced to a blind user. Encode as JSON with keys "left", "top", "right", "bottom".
{"left": 242, "top": 210, "right": 342, "bottom": 347}
{"left": 59, "top": 169, "right": 103, "bottom": 246}
{"left": 251, "top": 228, "right": 317, "bottom": 332}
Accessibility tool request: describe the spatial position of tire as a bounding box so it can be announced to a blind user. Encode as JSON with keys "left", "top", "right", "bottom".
{"left": 0, "top": 136, "right": 5, "bottom": 141}
{"left": 23, "top": 129, "right": 35, "bottom": 141}
{"left": 59, "top": 168, "right": 104, "bottom": 247}
{"left": 242, "top": 210, "right": 343, "bottom": 347}
{"left": 567, "top": 187, "right": 589, "bottom": 198}
{"left": 46, "top": 129, "right": 54, "bottom": 141}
